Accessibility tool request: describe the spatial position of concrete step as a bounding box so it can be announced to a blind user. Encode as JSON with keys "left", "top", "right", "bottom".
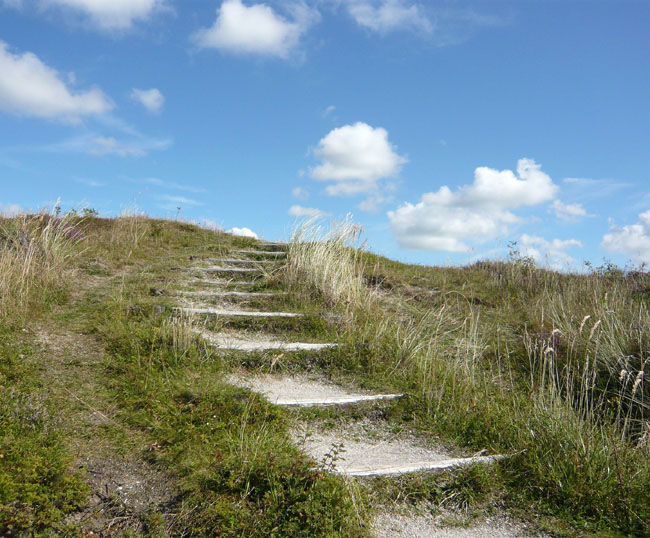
{"left": 193, "top": 266, "right": 262, "bottom": 273}
{"left": 296, "top": 427, "right": 504, "bottom": 478}
{"left": 229, "top": 374, "right": 402, "bottom": 407}
{"left": 180, "top": 290, "right": 286, "bottom": 298}
{"left": 176, "top": 307, "right": 301, "bottom": 318}
{"left": 232, "top": 250, "right": 287, "bottom": 257}
{"left": 206, "top": 258, "right": 277, "bottom": 265}
{"left": 198, "top": 332, "right": 336, "bottom": 352}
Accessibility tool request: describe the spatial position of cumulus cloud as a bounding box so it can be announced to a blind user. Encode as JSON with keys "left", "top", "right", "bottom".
{"left": 602, "top": 211, "right": 650, "bottom": 264}
{"left": 344, "top": 0, "right": 431, "bottom": 34}
{"left": 288, "top": 205, "right": 330, "bottom": 218}
{"left": 519, "top": 234, "right": 583, "bottom": 269}
{"left": 130, "top": 88, "right": 164, "bottom": 113}
{"left": 550, "top": 199, "right": 589, "bottom": 221}
{"left": 292, "top": 186, "right": 309, "bottom": 200}
{"left": 388, "top": 158, "right": 558, "bottom": 252}
{"left": 310, "top": 122, "right": 406, "bottom": 197}
{"left": 192, "top": 0, "right": 319, "bottom": 59}
{"left": 43, "top": 0, "right": 164, "bottom": 30}
{"left": 0, "top": 41, "right": 112, "bottom": 121}
{"left": 228, "top": 226, "right": 258, "bottom": 239}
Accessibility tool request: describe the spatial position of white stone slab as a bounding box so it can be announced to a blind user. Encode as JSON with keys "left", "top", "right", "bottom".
{"left": 296, "top": 429, "right": 504, "bottom": 477}
{"left": 229, "top": 374, "right": 401, "bottom": 407}
{"left": 176, "top": 307, "right": 300, "bottom": 317}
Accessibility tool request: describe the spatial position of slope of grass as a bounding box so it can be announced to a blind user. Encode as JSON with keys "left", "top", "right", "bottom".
{"left": 3, "top": 212, "right": 649, "bottom": 536}
{"left": 284, "top": 219, "right": 650, "bottom": 536}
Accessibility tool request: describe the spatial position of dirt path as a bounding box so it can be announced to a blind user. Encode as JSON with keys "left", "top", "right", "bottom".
{"left": 30, "top": 276, "right": 179, "bottom": 536}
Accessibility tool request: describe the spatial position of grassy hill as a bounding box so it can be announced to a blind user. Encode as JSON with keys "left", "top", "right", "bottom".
{"left": 1, "top": 213, "right": 648, "bottom": 536}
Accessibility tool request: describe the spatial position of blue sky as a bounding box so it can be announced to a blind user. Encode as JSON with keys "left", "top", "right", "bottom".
{"left": 1, "top": 0, "right": 649, "bottom": 270}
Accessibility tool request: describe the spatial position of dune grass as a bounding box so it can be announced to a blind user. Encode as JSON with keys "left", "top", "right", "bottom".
{"left": 284, "top": 218, "right": 650, "bottom": 535}
{"left": 3, "top": 212, "right": 649, "bottom": 536}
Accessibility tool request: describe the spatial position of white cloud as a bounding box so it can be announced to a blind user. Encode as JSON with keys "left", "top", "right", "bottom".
{"left": 310, "top": 122, "right": 406, "bottom": 197}
{"left": 388, "top": 158, "right": 558, "bottom": 252}
{"left": 0, "top": 202, "right": 25, "bottom": 216}
{"left": 602, "top": 211, "right": 650, "bottom": 264}
{"left": 550, "top": 199, "right": 589, "bottom": 221}
{"left": 292, "top": 186, "right": 309, "bottom": 200}
{"left": 192, "top": 0, "right": 319, "bottom": 59}
{"left": 0, "top": 41, "right": 112, "bottom": 121}
{"left": 519, "top": 234, "right": 583, "bottom": 269}
{"left": 288, "top": 205, "right": 330, "bottom": 218}
{"left": 130, "top": 88, "right": 164, "bottom": 113}
{"left": 1, "top": 0, "right": 23, "bottom": 8}
{"left": 228, "top": 226, "right": 258, "bottom": 239}
{"left": 43, "top": 0, "right": 164, "bottom": 30}
{"left": 344, "top": 0, "right": 431, "bottom": 34}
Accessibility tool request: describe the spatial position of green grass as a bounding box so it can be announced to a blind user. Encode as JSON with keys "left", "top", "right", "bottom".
{"left": 3, "top": 213, "right": 649, "bottom": 536}
{"left": 283, "top": 219, "right": 650, "bottom": 536}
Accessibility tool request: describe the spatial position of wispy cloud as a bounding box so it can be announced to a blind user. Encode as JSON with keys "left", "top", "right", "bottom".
{"left": 288, "top": 204, "right": 330, "bottom": 218}
{"left": 139, "top": 177, "right": 207, "bottom": 194}
{"left": 3, "top": 131, "right": 172, "bottom": 157}
{"left": 156, "top": 194, "right": 204, "bottom": 211}
{"left": 562, "top": 177, "right": 632, "bottom": 200}
{"left": 74, "top": 177, "right": 106, "bottom": 187}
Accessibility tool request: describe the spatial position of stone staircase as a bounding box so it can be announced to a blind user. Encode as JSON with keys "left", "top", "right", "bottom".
{"left": 172, "top": 240, "right": 538, "bottom": 537}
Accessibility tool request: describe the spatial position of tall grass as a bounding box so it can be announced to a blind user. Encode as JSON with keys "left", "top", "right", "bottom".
{"left": 286, "top": 216, "right": 372, "bottom": 312}
{"left": 284, "top": 218, "right": 650, "bottom": 533}
{"left": 0, "top": 212, "right": 82, "bottom": 319}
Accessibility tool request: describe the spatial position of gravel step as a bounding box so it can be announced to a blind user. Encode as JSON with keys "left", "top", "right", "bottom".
{"left": 176, "top": 307, "right": 301, "bottom": 317}
{"left": 229, "top": 374, "right": 402, "bottom": 407}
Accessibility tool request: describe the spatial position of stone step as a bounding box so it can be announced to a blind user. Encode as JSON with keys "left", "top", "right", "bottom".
{"left": 180, "top": 290, "right": 286, "bottom": 298}
{"left": 176, "top": 307, "right": 301, "bottom": 317}
{"left": 232, "top": 250, "right": 287, "bottom": 256}
{"left": 187, "top": 279, "right": 259, "bottom": 286}
{"left": 206, "top": 258, "right": 277, "bottom": 265}
{"left": 198, "top": 332, "right": 336, "bottom": 352}
{"left": 193, "top": 266, "right": 262, "bottom": 273}
{"left": 258, "top": 241, "right": 288, "bottom": 251}
{"left": 340, "top": 454, "right": 506, "bottom": 477}
{"left": 229, "top": 374, "right": 402, "bottom": 407}
{"left": 296, "top": 428, "right": 504, "bottom": 478}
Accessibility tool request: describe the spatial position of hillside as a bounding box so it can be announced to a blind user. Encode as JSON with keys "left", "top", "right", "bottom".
{"left": 1, "top": 214, "right": 649, "bottom": 537}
